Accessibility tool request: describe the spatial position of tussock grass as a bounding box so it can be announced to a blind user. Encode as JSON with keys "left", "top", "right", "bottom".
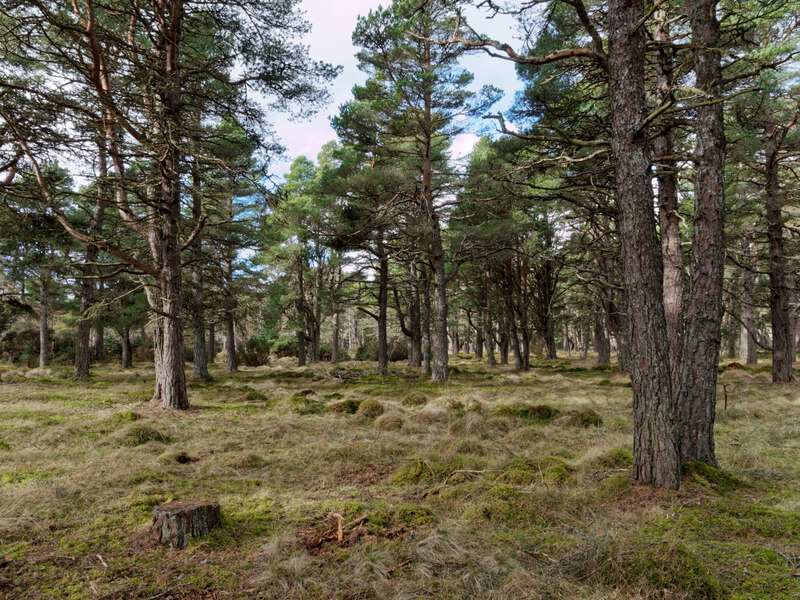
{"left": 0, "top": 356, "right": 799, "bottom": 599}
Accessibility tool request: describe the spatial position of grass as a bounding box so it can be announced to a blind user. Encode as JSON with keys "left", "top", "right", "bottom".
{"left": 0, "top": 355, "right": 798, "bottom": 599}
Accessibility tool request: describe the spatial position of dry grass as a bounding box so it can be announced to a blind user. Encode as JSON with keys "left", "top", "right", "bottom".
{"left": 0, "top": 355, "right": 799, "bottom": 599}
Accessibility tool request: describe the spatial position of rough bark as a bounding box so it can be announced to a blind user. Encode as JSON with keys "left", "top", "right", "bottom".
{"left": 484, "top": 269, "right": 497, "bottom": 367}
{"left": 764, "top": 109, "right": 794, "bottom": 382}
{"left": 151, "top": 500, "right": 220, "bottom": 549}
{"left": 594, "top": 312, "right": 611, "bottom": 365}
{"left": 421, "top": 265, "right": 432, "bottom": 374}
{"left": 376, "top": 235, "right": 389, "bottom": 375}
{"left": 676, "top": 0, "right": 726, "bottom": 465}
{"left": 654, "top": 6, "right": 683, "bottom": 389}
{"left": 609, "top": 0, "right": 681, "bottom": 489}
{"left": 207, "top": 323, "right": 216, "bottom": 363}
{"left": 121, "top": 324, "right": 132, "bottom": 369}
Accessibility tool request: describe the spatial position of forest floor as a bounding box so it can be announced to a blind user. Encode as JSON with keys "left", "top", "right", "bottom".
{"left": 1, "top": 355, "right": 799, "bottom": 599}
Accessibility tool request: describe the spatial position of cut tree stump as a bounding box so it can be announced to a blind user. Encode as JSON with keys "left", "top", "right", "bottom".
{"left": 151, "top": 500, "right": 221, "bottom": 548}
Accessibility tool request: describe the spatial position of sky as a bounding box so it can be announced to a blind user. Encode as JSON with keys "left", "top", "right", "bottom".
{"left": 268, "top": 0, "right": 524, "bottom": 176}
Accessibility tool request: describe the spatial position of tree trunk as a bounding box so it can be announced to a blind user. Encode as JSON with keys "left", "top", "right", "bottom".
{"left": 421, "top": 265, "right": 432, "bottom": 374}
{"left": 609, "top": 0, "right": 681, "bottom": 489}
{"left": 764, "top": 109, "right": 794, "bottom": 382}
{"left": 39, "top": 276, "right": 49, "bottom": 368}
{"left": 377, "top": 236, "right": 389, "bottom": 375}
{"left": 676, "top": 0, "right": 727, "bottom": 465}
{"left": 740, "top": 239, "right": 758, "bottom": 364}
{"left": 407, "top": 263, "right": 422, "bottom": 367}
{"left": 654, "top": 5, "right": 683, "bottom": 389}
{"left": 544, "top": 314, "right": 558, "bottom": 359}
{"left": 332, "top": 309, "right": 340, "bottom": 365}
{"left": 121, "top": 324, "right": 132, "bottom": 369}
{"left": 225, "top": 308, "right": 238, "bottom": 373}
{"left": 207, "top": 323, "right": 216, "bottom": 363}
{"left": 484, "top": 269, "right": 497, "bottom": 367}
{"left": 594, "top": 312, "right": 611, "bottom": 365}
{"left": 190, "top": 160, "right": 209, "bottom": 380}
{"left": 296, "top": 257, "right": 307, "bottom": 367}
{"left": 74, "top": 141, "right": 106, "bottom": 378}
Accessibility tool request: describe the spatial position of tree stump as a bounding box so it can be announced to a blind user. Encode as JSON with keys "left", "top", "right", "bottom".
{"left": 151, "top": 500, "right": 221, "bottom": 548}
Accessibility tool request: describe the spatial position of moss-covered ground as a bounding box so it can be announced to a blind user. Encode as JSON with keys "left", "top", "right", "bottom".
{"left": 1, "top": 355, "right": 799, "bottom": 599}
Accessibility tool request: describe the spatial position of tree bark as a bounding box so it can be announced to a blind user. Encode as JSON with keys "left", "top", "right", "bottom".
{"left": 676, "top": 0, "right": 726, "bottom": 465}
{"left": 739, "top": 238, "right": 758, "bottom": 364}
{"left": 594, "top": 312, "right": 611, "bottom": 365}
{"left": 484, "top": 269, "right": 497, "bottom": 367}
{"left": 225, "top": 308, "right": 238, "bottom": 373}
{"left": 121, "top": 324, "right": 132, "bottom": 369}
{"left": 609, "top": 0, "right": 681, "bottom": 489}
{"left": 654, "top": 6, "right": 683, "bottom": 389}
{"left": 376, "top": 234, "right": 389, "bottom": 375}
{"left": 190, "top": 160, "right": 209, "bottom": 380}
{"left": 764, "top": 109, "right": 794, "bottom": 382}
{"left": 39, "top": 274, "right": 49, "bottom": 368}
{"left": 421, "top": 264, "right": 432, "bottom": 374}
{"left": 207, "top": 323, "right": 216, "bottom": 363}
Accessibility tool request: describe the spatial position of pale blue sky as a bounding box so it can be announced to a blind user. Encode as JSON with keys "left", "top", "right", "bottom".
{"left": 269, "top": 0, "right": 524, "bottom": 175}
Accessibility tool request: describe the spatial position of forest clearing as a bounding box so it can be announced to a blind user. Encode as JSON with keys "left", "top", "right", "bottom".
{"left": 1, "top": 356, "right": 799, "bottom": 599}
{"left": 0, "top": 0, "right": 799, "bottom": 598}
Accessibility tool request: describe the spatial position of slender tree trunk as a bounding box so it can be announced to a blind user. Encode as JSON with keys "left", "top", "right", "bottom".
{"left": 474, "top": 310, "right": 484, "bottom": 360}
{"left": 499, "top": 331, "right": 509, "bottom": 365}
{"left": 594, "top": 312, "right": 611, "bottom": 365}
{"left": 377, "top": 235, "right": 389, "bottom": 375}
{"left": 609, "top": 0, "right": 681, "bottom": 488}
{"left": 296, "top": 257, "right": 307, "bottom": 367}
{"left": 407, "top": 263, "right": 422, "bottom": 367}
{"left": 74, "top": 141, "right": 106, "bottom": 378}
{"left": 676, "top": 0, "right": 726, "bottom": 465}
{"left": 740, "top": 239, "right": 758, "bottom": 364}
{"left": 485, "top": 269, "right": 497, "bottom": 367}
{"left": 764, "top": 110, "right": 794, "bottom": 382}
{"left": 39, "top": 275, "right": 49, "bottom": 368}
{"left": 207, "top": 323, "right": 216, "bottom": 363}
{"left": 421, "top": 265, "right": 432, "bottom": 374}
{"left": 121, "top": 324, "right": 132, "bottom": 369}
{"left": 225, "top": 308, "right": 238, "bottom": 373}
{"left": 654, "top": 5, "right": 683, "bottom": 389}
{"left": 544, "top": 314, "right": 558, "bottom": 359}
{"left": 191, "top": 160, "right": 209, "bottom": 379}
{"left": 332, "top": 309, "right": 340, "bottom": 365}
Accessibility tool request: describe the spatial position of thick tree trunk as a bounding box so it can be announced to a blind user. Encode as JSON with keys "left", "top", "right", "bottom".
{"left": 544, "top": 314, "right": 558, "bottom": 359}
{"left": 121, "top": 325, "right": 132, "bottom": 369}
{"left": 764, "top": 111, "right": 794, "bottom": 382}
{"left": 609, "top": 0, "right": 681, "bottom": 489}
{"left": 39, "top": 278, "right": 49, "bottom": 368}
{"left": 676, "top": 0, "right": 726, "bottom": 465}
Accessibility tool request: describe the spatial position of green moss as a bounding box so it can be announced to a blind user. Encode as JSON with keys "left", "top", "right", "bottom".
{"left": 117, "top": 423, "right": 170, "bottom": 446}
{"left": 562, "top": 409, "right": 602, "bottom": 428}
{"left": 0, "top": 438, "right": 11, "bottom": 450}
{"left": 356, "top": 398, "right": 384, "bottom": 419}
{"left": 394, "top": 456, "right": 483, "bottom": 485}
{"left": 395, "top": 503, "right": 435, "bottom": 526}
{"left": 239, "top": 387, "right": 268, "bottom": 402}
{"left": 496, "top": 403, "right": 560, "bottom": 421}
{"left": 373, "top": 413, "right": 404, "bottom": 431}
{"left": 111, "top": 410, "right": 140, "bottom": 424}
{"left": 329, "top": 398, "right": 361, "bottom": 414}
{"left": 601, "top": 540, "right": 726, "bottom": 599}
{"left": 683, "top": 461, "right": 744, "bottom": 493}
{"left": 0, "top": 470, "right": 52, "bottom": 485}
{"left": 591, "top": 364, "right": 615, "bottom": 372}
{"left": 595, "top": 379, "right": 612, "bottom": 386}
{"left": 596, "top": 448, "right": 633, "bottom": 468}
{"left": 543, "top": 463, "right": 574, "bottom": 486}
{"left": 291, "top": 396, "right": 326, "bottom": 415}
{"left": 402, "top": 391, "right": 429, "bottom": 406}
